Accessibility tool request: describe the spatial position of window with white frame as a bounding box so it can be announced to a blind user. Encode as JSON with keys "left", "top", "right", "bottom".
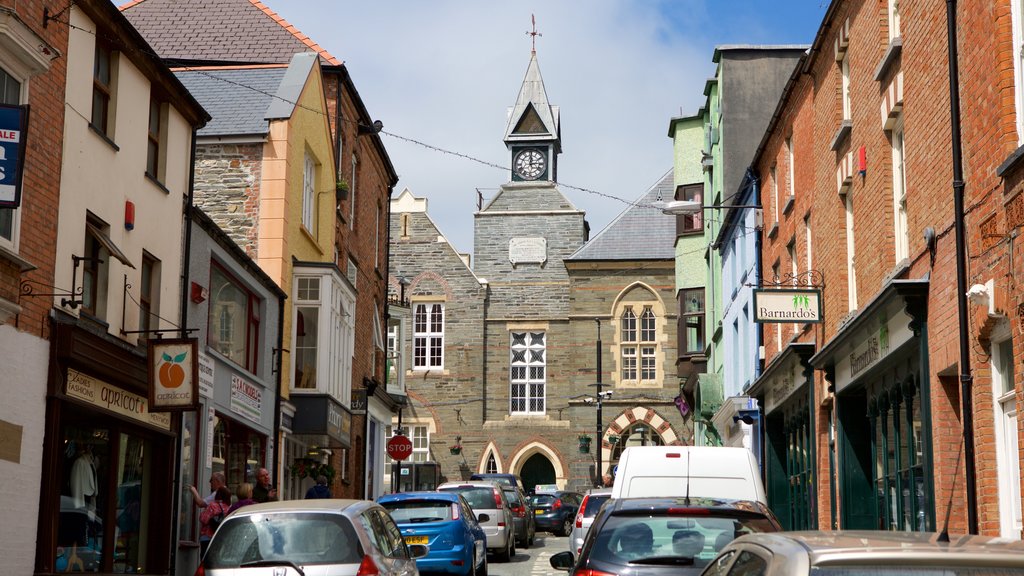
{"left": 991, "top": 335, "right": 1022, "bottom": 538}
{"left": 621, "top": 306, "right": 657, "bottom": 383}
{"left": 210, "top": 263, "right": 261, "bottom": 371}
{"left": 386, "top": 424, "right": 429, "bottom": 463}
{"left": 845, "top": 192, "right": 857, "bottom": 310}
{"left": 293, "top": 276, "right": 320, "bottom": 389}
{"left": 681, "top": 289, "right": 704, "bottom": 355}
{"left": 1015, "top": 0, "right": 1024, "bottom": 143}
{"left": 888, "top": 0, "right": 901, "bottom": 41}
{"left": 303, "top": 152, "right": 316, "bottom": 235}
{"left": 510, "top": 331, "right": 546, "bottom": 414}
{"left": 841, "top": 54, "right": 851, "bottom": 121}
{"left": 891, "top": 117, "right": 909, "bottom": 262}
{"left": 413, "top": 303, "right": 444, "bottom": 369}
{"left": 770, "top": 165, "right": 779, "bottom": 224}
{"left": 387, "top": 320, "right": 404, "bottom": 393}
{"left": 292, "top": 271, "right": 355, "bottom": 402}
{"left": 485, "top": 453, "right": 498, "bottom": 474}
{"left": 786, "top": 137, "right": 795, "bottom": 201}
{"left": 0, "top": 66, "right": 21, "bottom": 251}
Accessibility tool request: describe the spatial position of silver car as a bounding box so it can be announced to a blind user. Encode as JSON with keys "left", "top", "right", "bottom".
{"left": 201, "top": 499, "right": 427, "bottom": 575}
{"left": 701, "top": 530, "right": 1024, "bottom": 575}
{"left": 569, "top": 487, "right": 611, "bottom": 555}
{"left": 438, "top": 480, "right": 516, "bottom": 561}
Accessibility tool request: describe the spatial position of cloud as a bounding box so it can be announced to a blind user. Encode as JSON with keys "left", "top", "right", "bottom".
{"left": 270, "top": 1, "right": 719, "bottom": 253}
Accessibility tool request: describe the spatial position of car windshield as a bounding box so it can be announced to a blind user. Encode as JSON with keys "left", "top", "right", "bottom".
{"left": 382, "top": 500, "right": 454, "bottom": 523}
{"left": 204, "top": 512, "right": 362, "bottom": 568}
{"left": 439, "top": 486, "right": 498, "bottom": 509}
{"left": 584, "top": 495, "right": 610, "bottom": 517}
{"left": 587, "top": 513, "right": 777, "bottom": 571}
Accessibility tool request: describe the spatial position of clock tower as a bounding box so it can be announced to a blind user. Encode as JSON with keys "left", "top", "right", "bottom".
{"left": 504, "top": 49, "right": 561, "bottom": 182}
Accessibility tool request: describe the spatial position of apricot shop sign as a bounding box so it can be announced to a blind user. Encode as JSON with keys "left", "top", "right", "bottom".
{"left": 148, "top": 338, "right": 200, "bottom": 412}
{"left": 66, "top": 369, "right": 171, "bottom": 430}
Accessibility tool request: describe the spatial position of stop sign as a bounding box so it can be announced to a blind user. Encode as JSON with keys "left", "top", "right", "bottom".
{"left": 387, "top": 435, "right": 414, "bottom": 461}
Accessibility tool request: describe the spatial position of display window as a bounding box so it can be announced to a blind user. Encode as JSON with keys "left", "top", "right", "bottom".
{"left": 210, "top": 413, "right": 267, "bottom": 496}
{"left": 55, "top": 416, "right": 164, "bottom": 573}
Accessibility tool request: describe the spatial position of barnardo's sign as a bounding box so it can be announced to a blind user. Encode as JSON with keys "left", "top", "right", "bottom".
{"left": 0, "top": 104, "right": 29, "bottom": 209}
{"left": 754, "top": 289, "right": 823, "bottom": 323}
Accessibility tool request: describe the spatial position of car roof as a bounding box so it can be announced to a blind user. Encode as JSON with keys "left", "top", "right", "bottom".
{"left": 226, "top": 498, "right": 370, "bottom": 516}
{"left": 438, "top": 480, "right": 501, "bottom": 488}
{"left": 586, "top": 488, "right": 613, "bottom": 496}
{"left": 733, "top": 531, "right": 1024, "bottom": 567}
{"left": 607, "top": 496, "right": 770, "bottom": 514}
{"left": 378, "top": 491, "right": 461, "bottom": 503}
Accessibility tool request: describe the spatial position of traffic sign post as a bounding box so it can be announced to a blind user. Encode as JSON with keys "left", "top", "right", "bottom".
{"left": 387, "top": 435, "right": 413, "bottom": 461}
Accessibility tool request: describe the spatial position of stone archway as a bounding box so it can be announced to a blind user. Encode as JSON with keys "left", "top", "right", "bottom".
{"left": 519, "top": 454, "right": 556, "bottom": 494}
{"left": 601, "top": 406, "right": 681, "bottom": 477}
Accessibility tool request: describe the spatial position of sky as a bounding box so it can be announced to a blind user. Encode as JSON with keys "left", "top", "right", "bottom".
{"left": 262, "top": 1, "right": 827, "bottom": 254}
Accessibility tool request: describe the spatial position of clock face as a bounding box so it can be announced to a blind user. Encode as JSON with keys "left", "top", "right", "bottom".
{"left": 514, "top": 149, "right": 547, "bottom": 180}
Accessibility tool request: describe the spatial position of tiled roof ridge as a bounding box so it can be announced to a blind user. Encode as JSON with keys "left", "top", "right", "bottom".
{"left": 248, "top": 0, "right": 342, "bottom": 66}
{"left": 170, "top": 63, "right": 289, "bottom": 72}
{"left": 117, "top": 0, "right": 148, "bottom": 11}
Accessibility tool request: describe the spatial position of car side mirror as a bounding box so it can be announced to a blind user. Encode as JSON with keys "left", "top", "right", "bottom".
{"left": 477, "top": 513, "right": 490, "bottom": 523}
{"left": 407, "top": 544, "right": 430, "bottom": 559}
{"left": 550, "top": 551, "right": 575, "bottom": 571}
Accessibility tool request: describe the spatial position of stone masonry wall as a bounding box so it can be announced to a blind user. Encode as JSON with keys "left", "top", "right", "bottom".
{"left": 193, "top": 143, "right": 263, "bottom": 258}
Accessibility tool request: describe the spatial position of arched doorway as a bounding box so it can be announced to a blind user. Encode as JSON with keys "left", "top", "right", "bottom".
{"left": 519, "top": 453, "right": 555, "bottom": 493}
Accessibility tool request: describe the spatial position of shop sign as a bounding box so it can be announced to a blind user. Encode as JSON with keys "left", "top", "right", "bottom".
{"left": 753, "top": 289, "right": 822, "bottom": 323}
{"left": 148, "top": 338, "right": 200, "bottom": 411}
{"left": 765, "top": 363, "right": 802, "bottom": 414}
{"left": 290, "top": 395, "right": 352, "bottom": 448}
{"left": 230, "top": 373, "right": 262, "bottom": 424}
{"left": 198, "top": 352, "right": 215, "bottom": 399}
{"left": 351, "top": 388, "right": 367, "bottom": 415}
{"left": 66, "top": 369, "right": 171, "bottom": 430}
{"left": 0, "top": 104, "right": 29, "bottom": 209}
{"left": 835, "top": 310, "right": 914, "bottom": 392}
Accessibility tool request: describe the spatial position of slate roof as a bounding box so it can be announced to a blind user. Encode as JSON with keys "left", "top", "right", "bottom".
{"left": 120, "top": 0, "right": 340, "bottom": 66}
{"left": 175, "top": 66, "right": 288, "bottom": 136}
{"left": 568, "top": 170, "right": 676, "bottom": 261}
{"left": 504, "top": 51, "right": 560, "bottom": 146}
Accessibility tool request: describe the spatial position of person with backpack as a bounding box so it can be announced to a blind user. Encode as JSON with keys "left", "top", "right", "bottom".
{"left": 305, "top": 475, "right": 332, "bottom": 499}
{"left": 199, "top": 486, "right": 231, "bottom": 557}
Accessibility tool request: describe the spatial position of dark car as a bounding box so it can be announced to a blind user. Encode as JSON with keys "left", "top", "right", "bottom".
{"left": 528, "top": 490, "right": 582, "bottom": 536}
{"left": 378, "top": 491, "right": 488, "bottom": 576}
{"left": 550, "top": 497, "right": 781, "bottom": 576}
{"left": 502, "top": 485, "right": 536, "bottom": 548}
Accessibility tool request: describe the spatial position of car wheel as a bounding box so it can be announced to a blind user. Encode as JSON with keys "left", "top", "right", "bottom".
{"left": 560, "top": 516, "right": 573, "bottom": 537}
{"left": 510, "top": 536, "right": 516, "bottom": 558}
{"left": 479, "top": 554, "right": 488, "bottom": 576}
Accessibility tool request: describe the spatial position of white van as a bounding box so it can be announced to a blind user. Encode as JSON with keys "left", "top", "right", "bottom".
{"left": 610, "top": 445, "right": 767, "bottom": 504}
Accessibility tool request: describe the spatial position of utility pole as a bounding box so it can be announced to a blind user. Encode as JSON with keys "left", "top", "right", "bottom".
{"left": 595, "top": 319, "right": 603, "bottom": 487}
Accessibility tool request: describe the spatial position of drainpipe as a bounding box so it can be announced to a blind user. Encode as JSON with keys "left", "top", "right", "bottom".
{"left": 169, "top": 126, "right": 198, "bottom": 576}
{"left": 946, "top": 0, "right": 977, "bottom": 534}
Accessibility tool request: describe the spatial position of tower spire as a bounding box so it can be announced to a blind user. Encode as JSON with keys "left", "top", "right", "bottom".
{"left": 526, "top": 14, "right": 542, "bottom": 54}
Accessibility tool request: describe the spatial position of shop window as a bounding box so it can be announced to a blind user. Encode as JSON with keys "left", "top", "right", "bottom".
{"left": 57, "top": 423, "right": 152, "bottom": 573}
{"left": 209, "top": 413, "right": 265, "bottom": 496}
{"left": 784, "top": 404, "right": 814, "bottom": 530}
{"left": 510, "top": 331, "right": 546, "bottom": 414}
{"left": 0, "top": 65, "right": 22, "bottom": 251}
{"left": 869, "top": 373, "right": 925, "bottom": 532}
{"left": 209, "top": 262, "right": 260, "bottom": 372}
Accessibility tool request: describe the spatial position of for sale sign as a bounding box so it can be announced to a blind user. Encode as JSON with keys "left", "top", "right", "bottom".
{"left": 0, "top": 104, "right": 28, "bottom": 209}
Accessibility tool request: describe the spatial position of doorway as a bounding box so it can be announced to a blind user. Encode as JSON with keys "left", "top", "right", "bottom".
{"left": 519, "top": 453, "right": 555, "bottom": 494}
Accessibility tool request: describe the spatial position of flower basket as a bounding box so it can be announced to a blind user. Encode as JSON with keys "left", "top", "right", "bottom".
{"left": 289, "top": 458, "right": 336, "bottom": 484}
{"left": 578, "top": 435, "right": 592, "bottom": 454}
{"left": 449, "top": 445, "right": 463, "bottom": 455}
{"left": 607, "top": 435, "right": 621, "bottom": 444}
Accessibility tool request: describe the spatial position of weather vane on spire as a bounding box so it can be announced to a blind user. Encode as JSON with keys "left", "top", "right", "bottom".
{"left": 526, "top": 14, "right": 542, "bottom": 53}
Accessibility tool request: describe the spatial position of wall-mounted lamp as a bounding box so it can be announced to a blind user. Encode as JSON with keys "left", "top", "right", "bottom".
{"left": 358, "top": 119, "right": 383, "bottom": 136}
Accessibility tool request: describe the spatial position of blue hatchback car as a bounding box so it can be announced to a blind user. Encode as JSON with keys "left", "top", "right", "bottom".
{"left": 379, "top": 491, "right": 488, "bottom": 576}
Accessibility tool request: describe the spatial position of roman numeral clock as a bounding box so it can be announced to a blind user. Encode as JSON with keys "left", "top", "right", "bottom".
{"left": 513, "top": 147, "right": 547, "bottom": 181}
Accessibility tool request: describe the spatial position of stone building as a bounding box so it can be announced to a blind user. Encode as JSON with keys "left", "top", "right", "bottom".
{"left": 387, "top": 49, "right": 686, "bottom": 494}
{"left": 123, "top": 0, "right": 401, "bottom": 508}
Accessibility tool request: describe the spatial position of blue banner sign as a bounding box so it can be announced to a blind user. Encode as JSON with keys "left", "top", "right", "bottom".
{"left": 0, "top": 104, "right": 29, "bottom": 209}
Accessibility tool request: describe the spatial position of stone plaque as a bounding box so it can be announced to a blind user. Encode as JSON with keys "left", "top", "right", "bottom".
{"left": 0, "top": 419, "right": 22, "bottom": 463}
{"left": 509, "top": 237, "right": 546, "bottom": 265}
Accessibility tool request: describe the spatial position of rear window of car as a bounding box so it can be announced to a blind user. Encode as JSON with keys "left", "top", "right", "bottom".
{"left": 584, "top": 495, "right": 610, "bottom": 517}
{"left": 204, "top": 512, "right": 361, "bottom": 568}
{"left": 381, "top": 500, "right": 454, "bottom": 523}
{"left": 529, "top": 494, "right": 556, "bottom": 507}
{"left": 585, "top": 513, "right": 778, "bottom": 570}
{"left": 439, "top": 486, "right": 498, "bottom": 508}
{"left": 503, "top": 489, "right": 523, "bottom": 506}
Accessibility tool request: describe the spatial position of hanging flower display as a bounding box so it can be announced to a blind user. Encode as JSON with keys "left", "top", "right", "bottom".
{"left": 289, "top": 458, "right": 337, "bottom": 484}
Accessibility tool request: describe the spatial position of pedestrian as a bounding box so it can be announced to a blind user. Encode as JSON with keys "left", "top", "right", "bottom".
{"left": 199, "top": 486, "right": 231, "bottom": 557}
{"left": 189, "top": 471, "right": 226, "bottom": 509}
{"left": 228, "top": 482, "right": 256, "bottom": 513}
{"left": 602, "top": 473, "right": 614, "bottom": 488}
{"left": 253, "top": 467, "right": 278, "bottom": 502}
{"left": 305, "top": 475, "right": 332, "bottom": 499}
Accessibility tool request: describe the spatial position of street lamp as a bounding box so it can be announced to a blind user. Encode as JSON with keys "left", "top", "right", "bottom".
{"left": 651, "top": 199, "right": 762, "bottom": 215}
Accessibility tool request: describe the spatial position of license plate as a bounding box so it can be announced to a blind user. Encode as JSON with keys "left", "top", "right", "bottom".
{"left": 535, "top": 509, "right": 543, "bottom": 515}
{"left": 405, "top": 536, "right": 428, "bottom": 545}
